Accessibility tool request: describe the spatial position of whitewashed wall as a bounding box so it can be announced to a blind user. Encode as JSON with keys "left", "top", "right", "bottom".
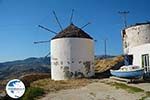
{"left": 128, "top": 43, "right": 150, "bottom": 68}
{"left": 51, "top": 38, "right": 94, "bottom": 80}
{"left": 122, "top": 24, "right": 150, "bottom": 54}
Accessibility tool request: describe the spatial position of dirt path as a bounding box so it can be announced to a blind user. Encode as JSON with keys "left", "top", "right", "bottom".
{"left": 40, "top": 79, "right": 149, "bottom": 100}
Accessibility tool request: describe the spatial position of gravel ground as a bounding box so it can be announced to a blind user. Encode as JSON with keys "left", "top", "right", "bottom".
{"left": 40, "top": 78, "right": 150, "bottom": 100}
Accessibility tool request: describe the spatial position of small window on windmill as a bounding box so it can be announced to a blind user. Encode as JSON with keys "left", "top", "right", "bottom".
{"left": 67, "top": 61, "right": 70, "bottom": 64}
{"left": 60, "top": 66, "right": 63, "bottom": 69}
{"left": 124, "top": 41, "right": 127, "bottom": 48}
{"left": 72, "top": 61, "right": 74, "bottom": 63}
{"left": 83, "top": 61, "right": 91, "bottom": 74}
{"left": 54, "top": 61, "right": 59, "bottom": 66}
{"left": 60, "top": 61, "right": 63, "bottom": 65}
{"left": 83, "top": 61, "right": 91, "bottom": 67}
{"left": 146, "top": 37, "right": 148, "bottom": 40}
{"left": 122, "top": 30, "right": 126, "bottom": 38}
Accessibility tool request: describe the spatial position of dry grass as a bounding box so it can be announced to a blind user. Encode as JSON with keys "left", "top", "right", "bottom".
{"left": 140, "top": 91, "right": 150, "bottom": 100}
{"left": 94, "top": 56, "right": 124, "bottom": 73}
{"left": 30, "top": 78, "right": 91, "bottom": 93}
{"left": 0, "top": 80, "right": 8, "bottom": 86}
{"left": 0, "top": 73, "right": 50, "bottom": 95}
{"left": 20, "top": 73, "right": 50, "bottom": 87}
{"left": 0, "top": 80, "right": 9, "bottom": 93}
{"left": 110, "top": 82, "right": 144, "bottom": 93}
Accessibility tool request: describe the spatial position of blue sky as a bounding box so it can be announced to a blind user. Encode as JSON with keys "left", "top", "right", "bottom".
{"left": 0, "top": 0, "right": 150, "bottom": 62}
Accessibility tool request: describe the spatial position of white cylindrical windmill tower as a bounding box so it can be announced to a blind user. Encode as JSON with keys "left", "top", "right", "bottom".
{"left": 122, "top": 22, "right": 150, "bottom": 54}
{"left": 121, "top": 22, "right": 150, "bottom": 73}
{"left": 51, "top": 23, "right": 94, "bottom": 80}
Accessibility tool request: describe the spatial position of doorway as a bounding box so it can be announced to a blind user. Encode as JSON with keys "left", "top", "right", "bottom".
{"left": 142, "top": 54, "right": 150, "bottom": 73}
{"left": 124, "top": 55, "right": 133, "bottom": 65}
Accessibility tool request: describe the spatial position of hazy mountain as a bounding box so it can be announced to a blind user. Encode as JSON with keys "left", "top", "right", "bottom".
{"left": 0, "top": 55, "right": 116, "bottom": 80}
{"left": 0, "top": 57, "right": 50, "bottom": 80}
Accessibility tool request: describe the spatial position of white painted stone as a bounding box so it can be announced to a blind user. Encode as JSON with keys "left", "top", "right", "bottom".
{"left": 51, "top": 38, "right": 94, "bottom": 80}
{"left": 128, "top": 43, "right": 150, "bottom": 69}
{"left": 122, "top": 24, "right": 150, "bottom": 54}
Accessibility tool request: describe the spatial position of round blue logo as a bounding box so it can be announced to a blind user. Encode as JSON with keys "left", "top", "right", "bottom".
{"left": 6, "top": 79, "right": 25, "bottom": 99}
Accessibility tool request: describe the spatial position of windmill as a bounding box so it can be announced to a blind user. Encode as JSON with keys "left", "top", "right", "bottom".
{"left": 34, "top": 9, "right": 91, "bottom": 57}
{"left": 34, "top": 9, "right": 95, "bottom": 80}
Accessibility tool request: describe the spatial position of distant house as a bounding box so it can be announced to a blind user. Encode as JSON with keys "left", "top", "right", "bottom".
{"left": 122, "top": 22, "right": 150, "bottom": 76}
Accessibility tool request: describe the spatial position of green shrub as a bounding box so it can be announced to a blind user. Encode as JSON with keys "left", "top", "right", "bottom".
{"left": 21, "top": 87, "right": 44, "bottom": 100}
{"left": 111, "top": 82, "right": 144, "bottom": 93}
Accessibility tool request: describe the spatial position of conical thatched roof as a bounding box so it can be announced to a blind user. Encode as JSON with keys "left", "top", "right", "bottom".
{"left": 52, "top": 23, "right": 93, "bottom": 40}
